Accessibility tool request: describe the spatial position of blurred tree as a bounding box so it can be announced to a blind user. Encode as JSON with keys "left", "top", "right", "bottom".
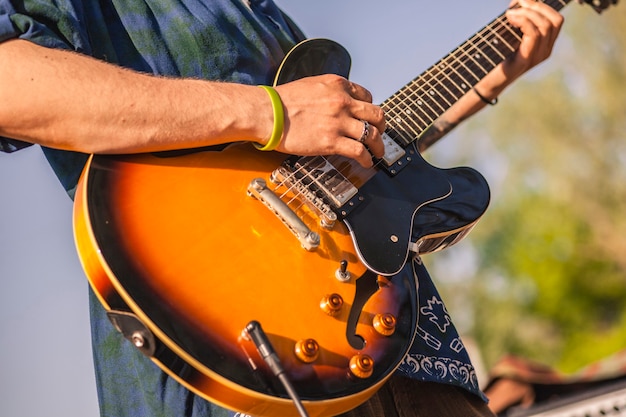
{"left": 424, "top": 3, "right": 626, "bottom": 373}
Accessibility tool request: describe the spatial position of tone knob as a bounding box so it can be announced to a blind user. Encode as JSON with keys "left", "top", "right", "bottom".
{"left": 294, "top": 339, "right": 319, "bottom": 363}
{"left": 373, "top": 313, "right": 397, "bottom": 336}
{"left": 349, "top": 354, "right": 374, "bottom": 379}
{"left": 320, "top": 293, "right": 344, "bottom": 316}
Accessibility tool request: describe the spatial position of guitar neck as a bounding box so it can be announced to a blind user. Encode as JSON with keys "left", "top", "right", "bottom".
{"left": 382, "top": 0, "right": 572, "bottom": 149}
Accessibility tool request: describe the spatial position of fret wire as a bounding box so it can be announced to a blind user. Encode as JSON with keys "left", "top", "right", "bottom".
{"left": 384, "top": 112, "right": 420, "bottom": 145}
{"left": 446, "top": 64, "right": 474, "bottom": 95}
{"left": 390, "top": 111, "right": 426, "bottom": 140}
{"left": 485, "top": 22, "right": 516, "bottom": 56}
{"left": 383, "top": 95, "right": 431, "bottom": 140}
{"left": 438, "top": 68, "right": 466, "bottom": 100}
{"left": 385, "top": 86, "right": 435, "bottom": 126}
{"left": 467, "top": 32, "right": 499, "bottom": 69}
{"left": 438, "top": 59, "right": 468, "bottom": 96}
{"left": 423, "top": 66, "right": 459, "bottom": 108}
{"left": 383, "top": 105, "right": 432, "bottom": 143}
{"left": 474, "top": 27, "right": 507, "bottom": 64}
{"left": 384, "top": 68, "right": 459, "bottom": 142}
{"left": 435, "top": 46, "right": 474, "bottom": 87}
{"left": 401, "top": 100, "right": 433, "bottom": 132}
{"left": 415, "top": 52, "right": 469, "bottom": 108}
{"left": 416, "top": 71, "right": 453, "bottom": 111}
{"left": 394, "top": 80, "right": 441, "bottom": 121}
{"left": 390, "top": 101, "right": 435, "bottom": 137}
{"left": 443, "top": 47, "right": 478, "bottom": 90}
{"left": 496, "top": 15, "right": 523, "bottom": 46}
{"left": 500, "top": 26, "right": 522, "bottom": 46}
{"left": 404, "top": 102, "right": 432, "bottom": 131}
{"left": 431, "top": 52, "right": 467, "bottom": 98}
{"left": 385, "top": 99, "right": 430, "bottom": 138}
{"left": 456, "top": 59, "right": 482, "bottom": 83}
{"left": 547, "top": 0, "right": 569, "bottom": 11}
{"left": 457, "top": 44, "right": 491, "bottom": 79}
{"left": 385, "top": 128, "right": 413, "bottom": 146}
{"left": 381, "top": 0, "right": 573, "bottom": 147}
{"left": 466, "top": 45, "right": 497, "bottom": 74}
{"left": 476, "top": 28, "right": 507, "bottom": 61}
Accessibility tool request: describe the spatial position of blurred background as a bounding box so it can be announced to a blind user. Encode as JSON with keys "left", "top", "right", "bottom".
{"left": 1, "top": 1, "right": 624, "bottom": 416}
{"left": 423, "top": 2, "right": 626, "bottom": 375}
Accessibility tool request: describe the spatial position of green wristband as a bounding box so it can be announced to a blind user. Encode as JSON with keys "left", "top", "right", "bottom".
{"left": 255, "top": 85, "right": 284, "bottom": 151}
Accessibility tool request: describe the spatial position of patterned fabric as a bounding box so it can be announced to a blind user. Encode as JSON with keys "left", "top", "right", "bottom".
{"left": 399, "top": 258, "right": 484, "bottom": 399}
{"left": 0, "top": 0, "right": 486, "bottom": 415}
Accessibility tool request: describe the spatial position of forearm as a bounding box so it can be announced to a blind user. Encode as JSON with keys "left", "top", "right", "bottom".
{"left": 0, "top": 39, "right": 387, "bottom": 167}
{"left": 0, "top": 39, "right": 270, "bottom": 154}
{"left": 417, "top": 0, "right": 563, "bottom": 153}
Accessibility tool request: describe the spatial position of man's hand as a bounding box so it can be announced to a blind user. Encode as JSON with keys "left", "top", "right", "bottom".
{"left": 274, "top": 74, "right": 386, "bottom": 168}
{"left": 503, "top": 0, "right": 565, "bottom": 81}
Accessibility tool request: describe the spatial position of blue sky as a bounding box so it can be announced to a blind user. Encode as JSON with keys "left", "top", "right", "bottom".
{"left": 0, "top": 1, "right": 523, "bottom": 415}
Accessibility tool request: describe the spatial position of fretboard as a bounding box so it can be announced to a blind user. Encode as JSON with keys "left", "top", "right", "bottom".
{"left": 382, "top": 0, "right": 571, "bottom": 148}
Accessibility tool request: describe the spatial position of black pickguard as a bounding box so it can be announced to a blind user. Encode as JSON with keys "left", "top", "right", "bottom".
{"left": 275, "top": 39, "right": 490, "bottom": 276}
{"left": 344, "top": 145, "right": 490, "bottom": 275}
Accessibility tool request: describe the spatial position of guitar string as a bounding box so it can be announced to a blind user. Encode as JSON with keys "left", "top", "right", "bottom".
{"left": 269, "top": 0, "right": 570, "bottom": 219}
{"left": 272, "top": 10, "right": 522, "bottom": 197}
{"left": 383, "top": 13, "right": 515, "bottom": 145}
{"left": 270, "top": 12, "right": 522, "bottom": 213}
{"left": 385, "top": 28, "right": 494, "bottom": 140}
{"left": 373, "top": 0, "right": 569, "bottom": 148}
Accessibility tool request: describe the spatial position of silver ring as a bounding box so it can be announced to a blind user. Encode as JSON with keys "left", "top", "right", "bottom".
{"left": 358, "top": 120, "right": 370, "bottom": 143}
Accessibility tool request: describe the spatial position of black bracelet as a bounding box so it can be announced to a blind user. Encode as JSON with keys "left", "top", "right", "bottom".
{"left": 473, "top": 86, "right": 498, "bottom": 105}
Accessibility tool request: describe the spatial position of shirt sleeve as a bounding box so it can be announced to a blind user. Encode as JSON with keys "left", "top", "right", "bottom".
{"left": 0, "top": 0, "right": 88, "bottom": 50}
{"left": 0, "top": 10, "right": 15, "bottom": 41}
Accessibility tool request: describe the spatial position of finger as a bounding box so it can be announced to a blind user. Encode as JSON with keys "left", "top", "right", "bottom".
{"left": 510, "top": 0, "right": 564, "bottom": 43}
{"left": 519, "top": 0, "right": 565, "bottom": 25}
{"left": 347, "top": 81, "right": 373, "bottom": 103}
{"left": 506, "top": 2, "right": 563, "bottom": 67}
{"left": 333, "top": 136, "right": 376, "bottom": 168}
{"left": 363, "top": 124, "right": 385, "bottom": 158}
{"left": 350, "top": 99, "right": 386, "bottom": 136}
{"left": 348, "top": 102, "right": 386, "bottom": 159}
{"left": 347, "top": 119, "right": 385, "bottom": 159}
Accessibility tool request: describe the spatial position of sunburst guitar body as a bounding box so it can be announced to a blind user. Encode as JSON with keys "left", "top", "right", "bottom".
{"left": 73, "top": 38, "right": 491, "bottom": 416}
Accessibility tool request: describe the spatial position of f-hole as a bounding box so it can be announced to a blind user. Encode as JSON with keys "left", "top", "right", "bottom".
{"left": 345, "top": 270, "right": 379, "bottom": 350}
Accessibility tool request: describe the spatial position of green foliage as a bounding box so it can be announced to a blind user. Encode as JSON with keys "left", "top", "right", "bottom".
{"left": 428, "top": 5, "right": 626, "bottom": 374}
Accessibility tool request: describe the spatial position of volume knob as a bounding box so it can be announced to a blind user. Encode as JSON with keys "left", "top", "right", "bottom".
{"left": 349, "top": 354, "right": 374, "bottom": 379}
{"left": 320, "top": 293, "right": 344, "bottom": 316}
{"left": 295, "top": 339, "right": 320, "bottom": 363}
{"left": 373, "top": 313, "right": 397, "bottom": 336}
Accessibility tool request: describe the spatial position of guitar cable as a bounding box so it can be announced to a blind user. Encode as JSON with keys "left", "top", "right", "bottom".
{"left": 245, "top": 321, "right": 310, "bottom": 417}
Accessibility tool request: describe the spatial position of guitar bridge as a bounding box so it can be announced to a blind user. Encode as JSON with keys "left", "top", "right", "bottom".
{"left": 248, "top": 155, "right": 363, "bottom": 251}
{"left": 247, "top": 178, "right": 321, "bottom": 251}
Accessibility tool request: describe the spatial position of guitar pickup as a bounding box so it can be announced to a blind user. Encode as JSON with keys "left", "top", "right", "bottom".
{"left": 283, "top": 156, "right": 359, "bottom": 208}
{"left": 274, "top": 156, "right": 361, "bottom": 229}
{"left": 380, "top": 132, "right": 406, "bottom": 167}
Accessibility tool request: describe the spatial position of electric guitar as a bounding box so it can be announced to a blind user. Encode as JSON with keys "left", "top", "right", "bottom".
{"left": 73, "top": 1, "right": 615, "bottom": 416}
